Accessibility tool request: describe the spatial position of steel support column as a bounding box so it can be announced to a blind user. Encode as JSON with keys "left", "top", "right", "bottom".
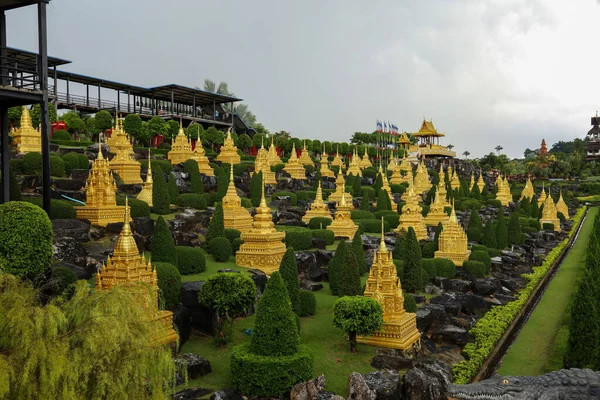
{"left": 38, "top": 0, "right": 51, "bottom": 214}
{"left": 0, "top": 10, "right": 8, "bottom": 203}
{"left": 127, "top": 89, "right": 130, "bottom": 113}
{"left": 97, "top": 83, "right": 101, "bottom": 108}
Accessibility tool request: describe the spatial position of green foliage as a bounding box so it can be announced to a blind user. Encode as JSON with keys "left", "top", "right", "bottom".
{"left": 468, "top": 209, "right": 483, "bottom": 231}
{"left": 49, "top": 155, "right": 65, "bottom": 177}
{"left": 353, "top": 175, "right": 361, "bottom": 196}
{"left": 350, "top": 210, "right": 375, "bottom": 220}
{"left": 177, "top": 193, "right": 207, "bottom": 210}
{"left": 360, "top": 190, "right": 371, "bottom": 211}
{"left": 471, "top": 183, "right": 481, "bottom": 199}
{"left": 394, "top": 231, "right": 407, "bottom": 260}
{"left": 422, "top": 258, "right": 436, "bottom": 280}
{"left": 391, "top": 182, "right": 408, "bottom": 195}
{"left": 215, "top": 167, "right": 229, "bottom": 201}
{"left": 151, "top": 166, "right": 170, "bottom": 215}
{"left": 353, "top": 219, "right": 390, "bottom": 233}
{"left": 520, "top": 197, "right": 531, "bottom": 214}
{"left": 141, "top": 159, "right": 172, "bottom": 174}
{"left": 352, "top": 231, "right": 367, "bottom": 275}
{"left": 0, "top": 275, "right": 177, "bottom": 399}
{"left": 308, "top": 217, "right": 332, "bottom": 229}
{"left": 22, "top": 152, "right": 42, "bottom": 175}
{"left": 469, "top": 250, "right": 492, "bottom": 274}
{"left": 153, "top": 262, "right": 181, "bottom": 309}
{"left": 333, "top": 296, "right": 384, "bottom": 352}
{"left": 209, "top": 237, "right": 232, "bottom": 262}
{"left": 189, "top": 167, "right": 204, "bottom": 195}
{"left": 508, "top": 212, "right": 521, "bottom": 245}
{"left": 223, "top": 228, "right": 241, "bottom": 243}
{"left": 422, "top": 242, "right": 437, "bottom": 258}
{"left": 61, "top": 152, "right": 89, "bottom": 174}
{"left": 376, "top": 189, "right": 392, "bottom": 211}
{"left": 206, "top": 204, "right": 225, "bottom": 246}
{"left": 311, "top": 229, "right": 335, "bottom": 245}
{"left": 328, "top": 240, "right": 347, "bottom": 295}
{"left": 338, "top": 250, "right": 362, "bottom": 296}
{"left": 403, "top": 227, "right": 423, "bottom": 292}
{"left": 434, "top": 222, "right": 444, "bottom": 244}
{"left": 198, "top": 272, "right": 256, "bottom": 320}
{"left": 277, "top": 226, "right": 313, "bottom": 250}
{"left": 482, "top": 222, "right": 497, "bottom": 249}
{"left": 175, "top": 246, "right": 205, "bottom": 275}
{"left": 435, "top": 258, "right": 457, "bottom": 278}
{"left": 49, "top": 266, "right": 77, "bottom": 296}
{"left": 93, "top": 110, "right": 114, "bottom": 132}
{"left": 250, "top": 171, "right": 263, "bottom": 207}
{"left": 467, "top": 227, "right": 482, "bottom": 242}
{"left": 529, "top": 219, "right": 542, "bottom": 231}
{"left": 279, "top": 248, "right": 301, "bottom": 316}
{"left": 25, "top": 198, "right": 76, "bottom": 219}
{"left": 0, "top": 202, "right": 53, "bottom": 278}
{"left": 542, "top": 222, "right": 555, "bottom": 230}
{"left": 404, "top": 293, "right": 417, "bottom": 313}
{"left": 231, "top": 237, "right": 243, "bottom": 254}
{"left": 167, "top": 173, "right": 179, "bottom": 204}
{"left": 151, "top": 216, "right": 177, "bottom": 266}
{"left": 361, "top": 186, "right": 376, "bottom": 199}
{"left": 463, "top": 260, "right": 487, "bottom": 278}
{"left": 374, "top": 172, "right": 383, "bottom": 194}
{"left": 299, "top": 290, "right": 317, "bottom": 316}
{"left": 53, "top": 129, "right": 71, "bottom": 140}
{"left": 123, "top": 113, "right": 143, "bottom": 138}
{"left": 530, "top": 196, "right": 539, "bottom": 218}
{"left": 0, "top": 167, "right": 21, "bottom": 201}
{"left": 272, "top": 191, "right": 297, "bottom": 206}
{"left": 116, "top": 196, "right": 150, "bottom": 218}
{"left": 495, "top": 208, "right": 508, "bottom": 249}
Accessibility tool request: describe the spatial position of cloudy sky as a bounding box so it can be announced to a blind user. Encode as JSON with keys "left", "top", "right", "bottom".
{"left": 5, "top": 0, "right": 600, "bottom": 158}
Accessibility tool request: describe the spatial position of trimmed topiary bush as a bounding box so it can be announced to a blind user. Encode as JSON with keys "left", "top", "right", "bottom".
{"left": 299, "top": 290, "right": 317, "bottom": 316}
{"left": 178, "top": 193, "right": 207, "bottom": 210}
{"left": 50, "top": 155, "right": 65, "bottom": 177}
{"left": 22, "top": 152, "right": 42, "bottom": 175}
{"left": 153, "top": 261, "right": 181, "bottom": 309}
{"left": 404, "top": 293, "right": 417, "bottom": 313}
{"left": 338, "top": 250, "right": 362, "bottom": 296}
{"left": 277, "top": 226, "right": 313, "bottom": 251}
{"left": 312, "top": 229, "right": 334, "bottom": 245}
{"left": 393, "top": 259, "right": 404, "bottom": 279}
{"left": 0, "top": 201, "right": 53, "bottom": 279}
{"left": 279, "top": 248, "right": 301, "bottom": 316}
{"left": 482, "top": 222, "right": 497, "bottom": 249}
{"left": 0, "top": 167, "right": 21, "bottom": 201}
{"left": 62, "top": 152, "right": 82, "bottom": 174}
{"left": 209, "top": 237, "right": 232, "bottom": 262}
{"left": 350, "top": 210, "right": 375, "bottom": 220}
{"left": 495, "top": 208, "right": 508, "bottom": 249}
{"left": 434, "top": 258, "right": 457, "bottom": 278}
{"left": 383, "top": 214, "right": 400, "bottom": 229}
{"left": 422, "top": 242, "right": 437, "bottom": 258}
{"left": 190, "top": 168, "right": 204, "bottom": 195}
{"left": 403, "top": 227, "right": 423, "bottom": 292}
{"left": 542, "top": 222, "right": 555, "bottom": 230}
{"left": 25, "top": 197, "right": 77, "bottom": 220}
{"left": 469, "top": 250, "right": 491, "bottom": 275}
{"left": 328, "top": 240, "right": 347, "bottom": 295}
{"left": 175, "top": 246, "right": 206, "bottom": 275}
{"left": 168, "top": 173, "right": 179, "bottom": 205}
{"left": 463, "top": 260, "right": 487, "bottom": 278}
{"left": 353, "top": 219, "right": 390, "bottom": 233}
{"left": 466, "top": 227, "right": 482, "bottom": 242}
{"left": 272, "top": 191, "right": 297, "bottom": 206}
{"left": 422, "top": 258, "right": 436, "bottom": 280}
{"left": 53, "top": 129, "right": 71, "bottom": 140}
{"left": 351, "top": 231, "right": 367, "bottom": 275}
{"left": 151, "top": 216, "right": 177, "bottom": 266}
{"left": 333, "top": 296, "right": 383, "bottom": 352}
{"left": 206, "top": 203, "right": 224, "bottom": 246}
{"left": 116, "top": 196, "right": 150, "bottom": 218}
{"left": 308, "top": 216, "right": 332, "bottom": 229}
{"left": 152, "top": 166, "right": 170, "bottom": 215}
{"left": 232, "top": 237, "right": 243, "bottom": 254}
{"left": 376, "top": 189, "right": 392, "bottom": 211}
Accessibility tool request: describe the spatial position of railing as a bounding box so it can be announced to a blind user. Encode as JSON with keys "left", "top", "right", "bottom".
{"left": 0, "top": 47, "right": 41, "bottom": 90}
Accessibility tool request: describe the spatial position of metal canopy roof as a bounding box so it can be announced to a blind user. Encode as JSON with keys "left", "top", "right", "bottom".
{"left": 145, "top": 84, "right": 241, "bottom": 106}
{"left": 6, "top": 46, "right": 71, "bottom": 68}
{"left": 0, "top": 0, "right": 45, "bottom": 11}
{"left": 53, "top": 69, "right": 146, "bottom": 92}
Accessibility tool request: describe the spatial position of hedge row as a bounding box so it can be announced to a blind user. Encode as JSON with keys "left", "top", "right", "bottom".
{"left": 276, "top": 226, "right": 313, "bottom": 250}
{"left": 353, "top": 219, "right": 390, "bottom": 233}
{"left": 272, "top": 191, "right": 297, "bottom": 206}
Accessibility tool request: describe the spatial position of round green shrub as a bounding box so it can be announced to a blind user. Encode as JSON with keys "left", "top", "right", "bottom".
{"left": 232, "top": 237, "right": 243, "bottom": 254}
{"left": 209, "top": 237, "right": 232, "bottom": 262}
{"left": 422, "top": 258, "right": 436, "bottom": 279}
{"left": 178, "top": 193, "right": 207, "bottom": 210}
{"left": 205, "top": 204, "right": 224, "bottom": 246}
{"left": 24, "top": 198, "right": 76, "bottom": 219}
{"left": 487, "top": 248, "right": 501, "bottom": 257}
{"left": 467, "top": 227, "right": 482, "bottom": 242}
{"left": 240, "top": 198, "right": 252, "bottom": 208}
{"left": 272, "top": 191, "right": 297, "bottom": 206}
{"left": 116, "top": 196, "right": 150, "bottom": 218}
{"left": 21, "top": 152, "right": 42, "bottom": 174}
{"left": 308, "top": 217, "right": 332, "bottom": 229}
{"left": 469, "top": 250, "right": 492, "bottom": 274}
{"left": 0, "top": 202, "right": 53, "bottom": 278}
{"left": 463, "top": 260, "right": 487, "bottom": 278}
{"left": 361, "top": 186, "right": 376, "bottom": 199}
{"left": 522, "top": 226, "right": 538, "bottom": 234}
{"left": 311, "top": 229, "right": 334, "bottom": 245}
{"left": 223, "top": 228, "right": 241, "bottom": 243}
{"left": 373, "top": 210, "right": 397, "bottom": 219}
{"left": 299, "top": 290, "right": 317, "bottom": 316}
{"left": 50, "top": 266, "right": 77, "bottom": 295}
{"left": 53, "top": 130, "right": 71, "bottom": 140}
{"left": 350, "top": 210, "right": 375, "bottom": 220}
{"left": 277, "top": 226, "right": 313, "bottom": 251}
{"left": 50, "top": 155, "right": 65, "bottom": 177}
{"left": 199, "top": 272, "right": 256, "bottom": 319}
{"left": 471, "top": 244, "right": 488, "bottom": 252}
{"left": 76, "top": 153, "right": 90, "bottom": 169}
{"left": 542, "top": 222, "right": 556, "bottom": 230}
{"left": 353, "top": 219, "right": 390, "bottom": 233}
{"left": 434, "top": 258, "right": 457, "bottom": 278}
{"left": 175, "top": 246, "right": 206, "bottom": 275}
{"left": 362, "top": 168, "right": 377, "bottom": 179}
{"left": 153, "top": 262, "right": 181, "bottom": 309}
{"left": 487, "top": 199, "right": 502, "bottom": 208}
{"left": 62, "top": 152, "right": 81, "bottom": 174}
{"left": 404, "top": 293, "right": 417, "bottom": 313}
{"left": 9, "top": 159, "right": 23, "bottom": 174}
{"left": 422, "top": 242, "right": 437, "bottom": 258}
{"left": 390, "top": 183, "right": 408, "bottom": 195}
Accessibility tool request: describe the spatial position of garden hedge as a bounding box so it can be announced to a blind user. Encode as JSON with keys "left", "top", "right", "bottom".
{"left": 223, "top": 228, "right": 242, "bottom": 243}
{"left": 422, "top": 259, "right": 436, "bottom": 280}
{"left": 276, "top": 226, "right": 313, "bottom": 250}
{"left": 151, "top": 216, "right": 177, "bottom": 266}
{"left": 434, "top": 258, "right": 457, "bottom": 278}
{"left": 542, "top": 222, "right": 556, "bottom": 230}
{"left": 232, "top": 238, "right": 243, "bottom": 254}
{"left": 422, "top": 242, "right": 437, "bottom": 258}
{"left": 350, "top": 210, "right": 375, "bottom": 220}
{"left": 311, "top": 229, "right": 334, "bottom": 245}
{"left": 209, "top": 237, "right": 232, "bottom": 262}
{"left": 296, "top": 191, "right": 317, "bottom": 201}
{"left": 21, "top": 152, "right": 42, "bottom": 175}
{"left": 404, "top": 293, "right": 417, "bottom": 313}
{"left": 53, "top": 130, "right": 71, "bottom": 140}
{"left": 50, "top": 266, "right": 77, "bottom": 296}
{"left": 116, "top": 196, "right": 150, "bottom": 218}
{"left": 272, "top": 191, "right": 297, "bottom": 206}
{"left": 353, "top": 219, "right": 390, "bottom": 233}
{"left": 140, "top": 159, "right": 172, "bottom": 173}
{"left": 153, "top": 261, "right": 181, "bottom": 309}
{"left": 178, "top": 193, "right": 207, "bottom": 210}
{"left": 299, "top": 290, "right": 317, "bottom": 316}
{"left": 25, "top": 198, "right": 76, "bottom": 220}
{"left": 308, "top": 217, "right": 332, "bottom": 229}
{"left": 469, "top": 250, "right": 492, "bottom": 275}
{"left": 175, "top": 246, "right": 206, "bottom": 275}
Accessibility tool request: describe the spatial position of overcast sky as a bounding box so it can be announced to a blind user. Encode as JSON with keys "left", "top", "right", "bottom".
{"left": 5, "top": 0, "right": 600, "bottom": 158}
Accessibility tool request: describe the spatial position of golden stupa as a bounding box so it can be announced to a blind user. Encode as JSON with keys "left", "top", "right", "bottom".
{"left": 520, "top": 176, "right": 535, "bottom": 201}
{"left": 326, "top": 184, "right": 358, "bottom": 239}
{"left": 191, "top": 135, "right": 214, "bottom": 176}
{"left": 319, "top": 146, "right": 335, "bottom": 178}
{"left": 379, "top": 166, "right": 396, "bottom": 207}
{"left": 540, "top": 193, "right": 560, "bottom": 231}
{"left": 216, "top": 128, "right": 241, "bottom": 165}
{"left": 495, "top": 176, "right": 511, "bottom": 207}
{"left": 425, "top": 186, "right": 449, "bottom": 226}
{"left": 136, "top": 151, "right": 153, "bottom": 207}
{"left": 328, "top": 172, "right": 353, "bottom": 203}
{"left": 413, "top": 160, "right": 432, "bottom": 194}
{"left": 477, "top": 169, "right": 485, "bottom": 193}
{"left": 331, "top": 147, "right": 344, "bottom": 168}
{"left": 360, "top": 147, "right": 373, "bottom": 169}
{"left": 399, "top": 156, "right": 412, "bottom": 173}
{"left": 75, "top": 146, "right": 127, "bottom": 226}
{"left": 222, "top": 166, "right": 253, "bottom": 232}
{"left": 538, "top": 182, "right": 547, "bottom": 204}
{"left": 268, "top": 135, "right": 282, "bottom": 166}
{"left": 502, "top": 176, "right": 512, "bottom": 202}
{"left": 11, "top": 106, "right": 41, "bottom": 154}
{"left": 302, "top": 181, "right": 332, "bottom": 224}
{"left": 437, "top": 179, "right": 451, "bottom": 208}
{"left": 435, "top": 202, "right": 470, "bottom": 266}
{"left": 253, "top": 139, "right": 277, "bottom": 185}
{"left": 109, "top": 118, "right": 143, "bottom": 184}
{"left": 469, "top": 172, "right": 475, "bottom": 192}
{"left": 346, "top": 150, "right": 362, "bottom": 177}
{"left": 95, "top": 198, "right": 178, "bottom": 346}
{"left": 299, "top": 140, "right": 313, "bottom": 166}
{"left": 389, "top": 164, "right": 403, "bottom": 185}
{"left": 284, "top": 143, "right": 307, "bottom": 180}
{"left": 168, "top": 121, "right": 195, "bottom": 165}
{"left": 556, "top": 189, "right": 569, "bottom": 219}
{"left": 357, "top": 219, "right": 421, "bottom": 350}
{"left": 396, "top": 178, "right": 428, "bottom": 240}
{"left": 401, "top": 168, "right": 414, "bottom": 188}
{"left": 401, "top": 173, "right": 416, "bottom": 202}
{"left": 450, "top": 169, "right": 460, "bottom": 191}
{"left": 236, "top": 179, "right": 286, "bottom": 274}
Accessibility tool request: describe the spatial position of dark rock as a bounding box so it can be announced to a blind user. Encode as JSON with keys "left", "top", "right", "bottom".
{"left": 180, "top": 281, "right": 217, "bottom": 334}
{"left": 133, "top": 216, "right": 154, "bottom": 237}
{"left": 53, "top": 178, "right": 84, "bottom": 191}
{"left": 348, "top": 372, "right": 376, "bottom": 400}
{"left": 181, "top": 353, "right": 212, "bottom": 379}
{"left": 70, "top": 169, "right": 89, "bottom": 181}
{"left": 173, "top": 231, "right": 198, "bottom": 247}
{"left": 52, "top": 219, "right": 90, "bottom": 242}
{"left": 432, "top": 277, "right": 449, "bottom": 288}
{"left": 444, "top": 279, "right": 472, "bottom": 293}
{"left": 424, "top": 284, "right": 443, "bottom": 296}
{"left": 218, "top": 268, "right": 240, "bottom": 273}
{"left": 413, "top": 295, "right": 426, "bottom": 304}
{"left": 296, "top": 251, "right": 318, "bottom": 277}
{"left": 416, "top": 304, "right": 447, "bottom": 333}
{"left": 172, "top": 304, "right": 191, "bottom": 347}
{"left": 430, "top": 294, "right": 462, "bottom": 316}
{"left": 210, "top": 388, "right": 243, "bottom": 400}
{"left": 106, "top": 222, "right": 125, "bottom": 233}
{"left": 370, "top": 348, "right": 414, "bottom": 370}
{"left": 472, "top": 279, "right": 496, "bottom": 296}
{"left": 181, "top": 281, "right": 203, "bottom": 308}
{"left": 290, "top": 374, "right": 326, "bottom": 400}
{"left": 402, "top": 360, "right": 452, "bottom": 400}
{"left": 247, "top": 269, "right": 267, "bottom": 294}
{"left": 53, "top": 236, "right": 92, "bottom": 279}
{"left": 133, "top": 233, "right": 145, "bottom": 254}
{"left": 89, "top": 226, "right": 105, "bottom": 240}
{"left": 312, "top": 237, "right": 327, "bottom": 249}
{"left": 173, "top": 388, "right": 213, "bottom": 400}
{"left": 433, "top": 324, "right": 470, "bottom": 346}
{"left": 363, "top": 370, "right": 402, "bottom": 400}
{"left": 300, "top": 280, "right": 323, "bottom": 291}
{"left": 457, "top": 293, "right": 490, "bottom": 316}
{"left": 314, "top": 249, "right": 334, "bottom": 268}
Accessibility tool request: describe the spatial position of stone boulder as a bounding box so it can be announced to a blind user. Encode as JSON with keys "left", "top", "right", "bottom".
{"left": 348, "top": 372, "right": 376, "bottom": 400}
{"left": 402, "top": 360, "right": 452, "bottom": 400}
{"left": 180, "top": 353, "right": 212, "bottom": 379}
{"left": 290, "top": 374, "right": 326, "bottom": 400}
{"left": 458, "top": 293, "right": 490, "bottom": 316}
{"left": 180, "top": 281, "right": 217, "bottom": 334}
{"left": 173, "top": 388, "right": 213, "bottom": 399}
{"left": 297, "top": 251, "right": 318, "bottom": 277}
{"left": 430, "top": 294, "right": 462, "bottom": 316}
{"left": 133, "top": 216, "right": 154, "bottom": 237}
{"left": 172, "top": 304, "right": 191, "bottom": 347}
{"left": 362, "top": 370, "right": 402, "bottom": 400}
{"left": 370, "top": 348, "right": 415, "bottom": 371}
{"left": 209, "top": 389, "right": 242, "bottom": 400}
{"left": 443, "top": 279, "right": 472, "bottom": 293}
{"left": 416, "top": 304, "right": 447, "bottom": 333}
{"left": 314, "top": 249, "right": 334, "bottom": 268}
{"left": 312, "top": 237, "right": 327, "bottom": 249}
{"left": 433, "top": 324, "right": 470, "bottom": 346}
{"left": 53, "top": 178, "right": 84, "bottom": 191}
{"left": 247, "top": 269, "right": 267, "bottom": 294}
{"left": 52, "top": 219, "right": 90, "bottom": 242}
{"left": 300, "top": 280, "right": 323, "bottom": 291}
{"left": 53, "top": 237, "right": 93, "bottom": 279}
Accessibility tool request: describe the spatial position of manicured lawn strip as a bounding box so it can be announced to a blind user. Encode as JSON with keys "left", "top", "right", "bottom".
{"left": 498, "top": 207, "right": 598, "bottom": 376}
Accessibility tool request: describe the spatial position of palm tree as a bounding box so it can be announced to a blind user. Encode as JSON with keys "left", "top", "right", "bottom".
{"left": 462, "top": 151, "right": 470, "bottom": 159}
{"left": 203, "top": 79, "right": 233, "bottom": 96}
{"left": 495, "top": 145, "right": 503, "bottom": 154}
{"left": 201, "top": 80, "right": 257, "bottom": 126}
{"left": 447, "top": 144, "right": 454, "bottom": 151}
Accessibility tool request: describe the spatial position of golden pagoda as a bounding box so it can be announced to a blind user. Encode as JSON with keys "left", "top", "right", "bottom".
{"left": 331, "top": 147, "right": 344, "bottom": 168}
{"left": 379, "top": 166, "right": 396, "bottom": 206}
{"left": 437, "top": 179, "right": 450, "bottom": 208}
{"left": 435, "top": 201, "right": 470, "bottom": 266}
{"left": 75, "top": 147, "right": 127, "bottom": 226}
{"left": 408, "top": 119, "right": 456, "bottom": 158}
{"left": 538, "top": 182, "right": 547, "bottom": 204}
{"left": 399, "top": 155, "right": 412, "bottom": 173}
{"left": 168, "top": 120, "right": 195, "bottom": 165}
{"left": 389, "top": 164, "right": 403, "bottom": 185}
{"left": 253, "top": 139, "right": 276, "bottom": 185}
{"left": 540, "top": 193, "right": 561, "bottom": 231}
{"left": 425, "top": 186, "right": 449, "bottom": 226}
{"left": 11, "top": 106, "right": 41, "bottom": 154}
{"left": 267, "top": 135, "right": 282, "bottom": 166}
{"left": 398, "top": 132, "right": 411, "bottom": 152}
{"left": 95, "top": 198, "right": 178, "bottom": 346}
{"left": 326, "top": 184, "right": 358, "bottom": 239}
{"left": 477, "top": 169, "right": 485, "bottom": 192}
{"left": 556, "top": 189, "right": 569, "bottom": 219}
{"left": 299, "top": 140, "right": 313, "bottom": 166}
{"left": 360, "top": 147, "right": 373, "bottom": 169}
{"left": 109, "top": 118, "right": 143, "bottom": 184}
{"left": 450, "top": 169, "right": 460, "bottom": 191}
{"left": 136, "top": 151, "right": 153, "bottom": 207}
{"left": 236, "top": 179, "right": 286, "bottom": 274}
{"left": 502, "top": 176, "right": 512, "bottom": 202}
{"left": 328, "top": 172, "right": 353, "bottom": 203}
{"left": 191, "top": 136, "right": 214, "bottom": 176}
{"left": 302, "top": 181, "right": 332, "bottom": 224}
{"left": 222, "top": 166, "right": 253, "bottom": 232}
{"left": 216, "top": 128, "right": 241, "bottom": 165}
{"left": 357, "top": 219, "right": 420, "bottom": 351}
{"left": 346, "top": 149, "right": 362, "bottom": 177}
{"left": 495, "top": 176, "right": 511, "bottom": 207}
{"left": 520, "top": 175, "right": 535, "bottom": 201}
{"left": 396, "top": 178, "right": 428, "bottom": 240}
{"left": 284, "top": 143, "right": 307, "bottom": 180}
{"left": 401, "top": 173, "right": 415, "bottom": 202}
{"left": 413, "top": 160, "right": 432, "bottom": 194}
{"left": 401, "top": 168, "right": 414, "bottom": 188}
{"left": 469, "top": 172, "right": 475, "bottom": 192}
{"left": 319, "top": 146, "right": 335, "bottom": 178}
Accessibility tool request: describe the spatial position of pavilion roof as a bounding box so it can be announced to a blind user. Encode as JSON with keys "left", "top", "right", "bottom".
{"left": 412, "top": 119, "right": 445, "bottom": 137}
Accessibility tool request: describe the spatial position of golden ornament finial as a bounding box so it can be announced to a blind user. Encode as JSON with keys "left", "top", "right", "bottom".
{"left": 259, "top": 174, "right": 267, "bottom": 208}
{"left": 261, "top": 136, "right": 264, "bottom": 149}
{"left": 379, "top": 217, "right": 387, "bottom": 253}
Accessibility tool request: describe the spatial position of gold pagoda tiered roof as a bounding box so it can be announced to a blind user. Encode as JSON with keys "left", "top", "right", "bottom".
{"left": 108, "top": 117, "right": 142, "bottom": 184}
{"left": 520, "top": 176, "right": 535, "bottom": 201}
{"left": 268, "top": 136, "right": 282, "bottom": 166}
{"left": 477, "top": 169, "right": 485, "bottom": 192}
{"left": 540, "top": 192, "right": 561, "bottom": 232}
{"left": 328, "top": 172, "right": 353, "bottom": 203}
{"left": 359, "top": 147, "right": 373, "bottom": 169}
{"left": 319, "top": 146, "right": 335, "bottom": 178}
{"left": 379, "top": 166, "right": 396, "bottom": 207}
{"left": 191, "top": 135, "right": 214, "bottom": 176}
{"left": 216, "top": 128, "right": 241, "bottom": 165}
{"left": 223, "top": 166, "right": 253, "bottom": 232}
{"left": 435, "top": 202, "right": 470, "bottom": 266}
{"left": 495, "top": 175, "right": 511, "bottom": 207}
{"left": 425, "top": 186, "right": 449, "bottom": 227}
{"left": 326, "top": 184, "right": 358, "bottom": 239}
{"left": 357, "top": 219, "right": 420, "bottom": 350}
{"left": 539, "top": 182, "right": 547, "bottom": 204}
{"left": 284, "top": 143, "right": 307, "bottom": 180}
{"left": 95, "top": 198, "right": 178, "bottom": 345}
{"left": 449, "top": 168, "right": 460, "bottom": 191}
{"left": 389, "top": 164, "right": 404, "bottom": 185}
{"left": 137, "top": 151, "right": 153, "bottom": 207}
{"left": 556, "top": 189, "right": 569, "bottom": 220}
{"left": 469, "top": 172, "right": 475, "bottom": 192}
{"left": 236, "top": 179, "right": 286, "bottom": 274}
{"left": 407, "top": 119, "right": 456, "bottom": 158}
{"left": 11, "top": 106, "right": 41, "bottom": 154}
{"left": 346, "top": 150, "right": 362, "bottom": 177}
{"left": 253, "top": 140, "right": 276, "bottom": 185}
{"left": 396, "top": 177, "right": 428, "bottom": 240}
{"left": 168, "top": 121, "right": 195, "bottom": 165}
{"left": 413, "top": 160, "right": 432, "bottom": 194}
{"left": 299, "top": 140, "right": 313, "bottom": 166}
{"left": 330, "top": 148, "right": 344, "bottom": 168}
{"left": 399, "top": 156, "right": 412, "bottom": 172}
{"left": 302, "top": 181, "right": 332, "bottom": 224}
{"left": 75, "top": 146, "right": 127, "bottom": 226}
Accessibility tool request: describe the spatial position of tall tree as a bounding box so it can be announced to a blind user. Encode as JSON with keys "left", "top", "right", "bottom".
{"left": 482, "top": 222, "right": 497, "bottom": 249}
{"left": 352, "top": 231, "right": 367, "bottom": 276}
{"left": 403, "top": 227, "right": 423, "bottom": 292}
{"left": 279, "top": 248, "right": 301, "bottom": 316}
{"left": 151, "top": 216, "right": 177, "bottom": 266}
{"left": 152, "top": 166, "right": 170, "bottom": 215}
{"left": 495, "top": 209, "right": 508, "bottom": 249}
{"left": 507, "top": 212, "right": 521, "bottom": 245}
{"left": 328, "top": 240, "right": 347, "bottom": 296}
{"left": 338, "top": 250, "right": 362, "bottom": 296}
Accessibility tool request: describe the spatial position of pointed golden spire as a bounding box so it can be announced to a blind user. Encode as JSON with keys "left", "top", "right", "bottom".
{"left": 340, "top": 182, "right": 347, "bottom": 207}
{"left": 316, "top": 180, "right": 323, "bottom": 199}
{"left": 449, "top": 199, "right": 457, "bottom": 224}
{"left": 259, "top": 174, "right": 267, "bottom": 208}
{"left": 97, "top": 138, "right": 104, "bottom": 160}
{"left": 146, "top": 150, "right": 153, "bottom": 183}
{"left": 261, "top": 136, "right": 264, "bottom": 149}
{"left": 113, "top": 197, "right": 138, "bottom": 256}
{"left": 379, "top": 217, "right": 387, "bottom": 254}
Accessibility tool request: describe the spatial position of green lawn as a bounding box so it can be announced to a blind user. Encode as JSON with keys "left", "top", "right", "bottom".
{"left": 498, "top": 207, "right": 598, "bottom": 376}
{"left": 577, "top": 195, "right": 600, "bottom": 202}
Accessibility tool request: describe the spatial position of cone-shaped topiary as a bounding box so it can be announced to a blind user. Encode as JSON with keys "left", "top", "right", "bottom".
{"left": 250, "top": 171, "right": 263, "bottom": 207}
{"left": 482, "top": 221, "right": 497, "bottom": 249}
{"left": 168, "top": 172, "right": 179, "bottom": 205}
{"left": 360, "top": 190, "right": 371, "bottom": 211}
{"left": 189, "top": 165, "right": 204, "bottom": 194}
{"left": 353, "top": 174, "right": 361, "bottom": 197}
{"left": 328, "top": 240, "right": 347, "bottom": 296}
{"left": 250, "top": 272, "right": 300, "bottom": 357}
{"left": 216, "top": 167, "right": 228, "bottom": 201}
{"left": 338, "top": 250, "right": 362, "bottom": 296}
{"left": 495, "top": 208, "right": 508, "bottom": 249}
{"left": 471, "top": 183, "right": 481, "bottom": 199}
{"left": 152, "top": 166, "right": 170, "bottom": 215}
{"left": 151, "top": 216, "right": 177, "bottom": 266}
{"left": 538, "top": 203, "right": 544, "bottom": 219}
{"left": 403, "top": 227, "right": 423, "bottom": 292}
{"left": 312, "top": 170, "right": 322, "bottom": 190}
{"left": 530, "top": 196, "right": 539, "bottom": 219}
{"left": 352, "top": 231, "right": 367, "bottom": 275}
{"left": 507, "top": 212, "right": 521, "bottom": 245}
{"left": 393, "top": 229, "right": 407, "bottom": 260}
{"left": 481, "top": 184, "right": 489, "bottom": 200}
{"left": 374, "top": 172, "right": 383, "bottom": 195}
{"left": 205, "top": 203, "right": 224, "bottom": 246}
{"left": 520, "top": 197, "right": 530, "bottom": 214}
{"left": 376, "top": 189, "right": 392, "bottom": 211}
{"left": 468, "top": 208, "right": 483, "bottom": 231}
{"left": 279, "top": 248, "right": 301, "bottom": 316}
